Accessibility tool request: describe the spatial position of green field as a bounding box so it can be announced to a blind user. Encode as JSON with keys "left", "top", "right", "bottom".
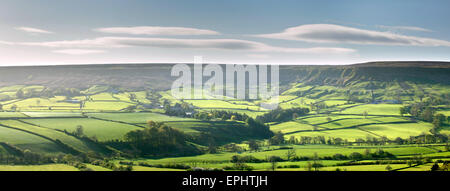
{"left": 0, "top": 69, "right": 448, "bottom": 172}
{"left": 22, "top": 117, "right": 142, "bottom": 141}
{"left": 0, "top": 164, "right": 79, "bottom": 171}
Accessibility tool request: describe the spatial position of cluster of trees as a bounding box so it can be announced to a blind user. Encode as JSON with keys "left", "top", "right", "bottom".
{"left": 88, "top": 159, "right": 132, "bottom": 171}
{"left": 194, "top": 110, "right": 251, "bottom": 122}
{"left": 283, "top": 149, "right": 395, "bottom": 162}
{"left": 391, "top": 133, "right": 449, "bottom": 145}
{"left": 245, "top": 118, "right": 274, "bottom": 139}
{"left": 281, "top": 134, "right": 449, "bottom": 146}
{"left": 192, "top": 118, "right": 273, "bottom": 151}
{"left": 256, "top": 107, "right": 309, "bottom": 123}
{"left": 267, "top": 133, "right": 449, "bottom": 149}
{"left": 286, "top": 135, "right": 350, "bottom": 145}
{"left": 0, "top": 149, "right": 54, "bottom": 165}
{"left": 121, "top": 121, "right": 201, "bottom": 157}
{"left": 309, "top": 102, "right": 328, "bottom": 113}
{"left": 222, "top": 148, "right": 399, "bottom": 171}
{"left": 163, "top": 100, "right": 195, "bottom": 117}
{"left": 137, "top": 162, "right": 191, "bottom": 170}
{"left": 13, "top": 87, "right": 83, "bottom": 100}
{"left": 400, "top": 103, "right": 449, "bottom": 130}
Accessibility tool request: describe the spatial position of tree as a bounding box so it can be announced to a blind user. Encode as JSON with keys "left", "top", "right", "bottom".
{"left": 128, "top": 93, "right": 137, "bottom": 102}
{"left": 292, "top": 113, "right": 299, "bottom": 120}
{"left": 349, "top": 152, "right": 363, "bottom": 160}
{"left": 286, "top": 149, "right": 296, "bottom": 161}
{"left": 400, "top": 107, "right": 408, "bottom": 117}
{"left": 16, "top": 89, "right": 24, "bottom": 99}
{"left": 305, "top": 162, "right": 313, "bottom": 171}
{"left": 124, "top": 121, "right": 199, "bottom": 156}
{"left": 421, "top": 107, "right": 434, "bottom": 122}
{"left": 268, "top": 156, "right": 281, "bottom": 171}
{"left": 74, "top": 125, "right": 84, "bottom": 137}
{"left": 362, "top": 111, "right": 368, "bottom": 119}
{"left": 269, "top": 132, "right": 285, "bottom": 145}
{"left": 10, "top": 104, "right": 17, "bottom": 111}
{"left": 312, "top": 152, "right": 323, "bottom": 171}
{"left": 431, "top": 163, "right": 440, "bottom": 171}
{"left": 433, "top": 114, "right": 446, "bottom": 128}
{"left": 385, "top": 165, "right": 392, "bottom": 171}
{"left": 248, "top": 140, "right": 259, "bottom": 151}
{"left": 288, "top": 136, "right": 296, "bottom": 144}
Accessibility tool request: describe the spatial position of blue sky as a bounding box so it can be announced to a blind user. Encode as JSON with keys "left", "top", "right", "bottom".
{"left": 0, "top": 0, "right": 449, "bottom": 65}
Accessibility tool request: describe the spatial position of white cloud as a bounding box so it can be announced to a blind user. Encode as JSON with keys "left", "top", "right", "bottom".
{"left": 95, "top": 26, "right": 220, "bottom": 35}
{"left": 247, "top": 54, "right": 270, "bottom": 59}
{"left": 52, "top": 49, "right": 106, "bottom": 55}
{"left": 0, "top": 41, "right": 14, "bottom": 45}
{"left": 377, "top": 25, "right": 432, "bottom": 32}
{"left": 15, "top": 27, "right": 53, "bottom": 34}
{"left": 255, "top": 24, "right": 450, "bottom": 46}
{"left": 6, "top": 36, "right": 355, "bottom": 54}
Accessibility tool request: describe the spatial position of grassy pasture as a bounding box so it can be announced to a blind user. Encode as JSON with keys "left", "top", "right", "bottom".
{"left": 21, "top": 112, "right": 83, "bottom": 118}
{"left": 0, "top": 125, "right": 62, "bottom": 154}
{"left": 0, "top": 120, "right": 92, "bottom": 152}
{"left": 313, "top": 164, "right": 408, "bottom": 171}
{"left": 82, "top": 101, "right": 133, "bottom": 111}
{"left": 124, "top": 144, "right": 439, "bottom": 166}
{"left": 360, "top": 122, "right": 433, "bottom": 139}
{"left": 132, "top": 166, "right": 184, "bottom": 171}
{"left": 336, "top": 104, "right": 403, "bottom": 116}
{"left": 23, "top": 117, "right": 141, "bottom": 141}
{"left": 271, "top": 121, "right": 315, "bottom": 133}
{"left": 3, "top": 97, "right": 80, "bottom": 111}
{"left": 0, "top": 164, "right": 78, "bottom": 171}
{"left": 89, "top": 93, "right": 117, "bottom": 101}
{"left": 286, "top": 129, "right": 376, "bottom": 142}
{"left": 0, "top": 112, "right": 27, "bottom": 118}
{"left": 85, "top": 112, "right": 196, "bottom": 124}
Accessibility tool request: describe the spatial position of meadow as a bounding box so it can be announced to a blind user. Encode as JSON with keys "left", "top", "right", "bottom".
{"left": 0, "top": 63, "right": 448, "bottom": 172}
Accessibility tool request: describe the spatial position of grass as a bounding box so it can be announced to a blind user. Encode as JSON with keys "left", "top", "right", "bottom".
{"left": 0, "top": 120, "right": 92, "bottom": 152}
{"left": 0, "top": 164, "right": 79, "bottom": 171}
{"left": 122, "top": 144, "right": 440, "bottom": 166}
{"left": 336, "top": 104, "right": 403, "bottom": 116}
{"left": 0, "top": 112, "right": 27, "bottom": 118}
{"left": 0, "top": 125, "right": 62, "bottom": 154}
{"left": 84, "top": 164, "right": 112, "bottom": 171}
{"left": 0, "top": 82, "right": 447, "bottom": 171}
{"left": 398, "top": 163, "right": 435, "bottom": 171}
{"left": 286, "top": 129, "right": 376, "bottom": 142}
{"left": 22, "top": 118, "right": 141, "bottom": 141}
{"left": 4, "top": 97, "right": 79, "bottom": 111}
{"left": 82, "top": 101, "right": 133, "bottom": 111}
{"left": 311, "top": 164, "right": 408, "bottom": 171}
{"left": 89, "top": 93, "right": 117, "bottom": 101}
{"left": 132, "top": 166, "right": 184, "bottom": 171}
{"left": 271, "top": 121, "right": 315, "bottom": 133}
{"left": 85, "top": 112, "right": 196, "bottom": 124}
{"left": 360, "top": 122, "right": 433, "bottom": 139}
{"left": 21, "top": 112, "right": 83, "bottom": 118}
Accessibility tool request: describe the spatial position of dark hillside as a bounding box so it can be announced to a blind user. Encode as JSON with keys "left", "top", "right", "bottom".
{"left": 0, "top": 61, "right": 448, "bottom": 90}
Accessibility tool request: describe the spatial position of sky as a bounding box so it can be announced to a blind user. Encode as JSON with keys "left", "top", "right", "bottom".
{"left": 0, "top": 0, "right": 449, "bottom": 66}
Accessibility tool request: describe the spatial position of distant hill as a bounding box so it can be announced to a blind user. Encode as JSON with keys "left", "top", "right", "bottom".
{"left": 350, "top": 61, "right": 450, "bottom": 68}
{"left": 0, "top": 61, "right": 448, "bottom": 90}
